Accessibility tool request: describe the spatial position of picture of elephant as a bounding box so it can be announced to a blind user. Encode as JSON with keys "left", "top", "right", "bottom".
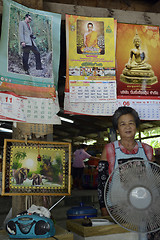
{"left": 30, "top": 173, "right": 44, "bottom": 185}
{"left": 13, "top": 167, "right": 30, "bottom": 184}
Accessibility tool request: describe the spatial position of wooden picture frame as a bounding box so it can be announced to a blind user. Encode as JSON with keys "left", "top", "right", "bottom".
{"left": 2, "top": 139, "right": 71, "bottom": 196}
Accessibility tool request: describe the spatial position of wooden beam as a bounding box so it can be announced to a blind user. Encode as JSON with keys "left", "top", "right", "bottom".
{"left": 150, "top": 0, "right": 160, "bottom": 12}
{"left": 122, "top": 0, "right": 131, "bottom": 7}
{"left": 13, "top": 0, "right": 43, "bottom": 10}
{"left": 0, "top": 0, "right": 43, "bottom": 14}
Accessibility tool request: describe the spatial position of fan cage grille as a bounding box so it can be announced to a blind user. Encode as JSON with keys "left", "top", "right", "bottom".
{"left": 104, "top": 160, "right": 160, "bottom": 233}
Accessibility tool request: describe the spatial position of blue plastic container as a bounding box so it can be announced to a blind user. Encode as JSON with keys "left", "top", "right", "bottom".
{"left": 67, "top": 202, "right": 97, "bottom": 219}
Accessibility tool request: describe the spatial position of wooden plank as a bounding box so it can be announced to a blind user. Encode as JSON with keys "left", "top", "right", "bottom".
{"left": 5, "top": 138, "right": 71, "bottom": 145}
{"left": 0, "top": 225, "right": 73, "bottom": 240}
{"left": 53, "top": 224, "right": 74, "bottom": 240}
{"left": 66, "top": 217, "right": 129, "bottom": 237}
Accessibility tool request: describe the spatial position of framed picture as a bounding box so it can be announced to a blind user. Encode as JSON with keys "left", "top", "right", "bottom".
{"left": 2, "top": 139, "right": 71, "bottom": 196}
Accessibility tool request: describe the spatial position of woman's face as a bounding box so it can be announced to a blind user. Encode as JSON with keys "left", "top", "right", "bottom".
{"left": 117, "top": 113, "right": 137, "bottom": 139}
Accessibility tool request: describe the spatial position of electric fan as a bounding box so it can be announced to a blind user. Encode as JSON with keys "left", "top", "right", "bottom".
{"left": 104, "top": 160, "right": 160, "bottom": 239}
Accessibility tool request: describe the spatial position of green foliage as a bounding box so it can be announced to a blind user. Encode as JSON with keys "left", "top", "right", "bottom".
{"left": 12, "top": 151, "right": 27, "bottom": 170}
{"left": 28, "top": 162, "right": 42, "bottom": 178}
{"left": 14, "top": 151, "right": 27, "bottom": 161}
{"left": 12, "top": 161, "right": 22, "bottom": 169}
{"left": 27, "top": 172, "right": 31, "bottom": 178}
{"left": 150, "top": 138, "right": 160, "bottom": 149}
{"left": 141, "top": 128, "right": 160, "bottom": 151}
{"left": 55, "top": 155, "right": 63, "bottom": 169}
{"left": 52, "top": 155, "right": 63, "bottom": 182}
{"left": 36, "top": 161, "right": 44, "bottom": 173}
{"left": 51, "top": 164, "right": 60, "bottom": 182}
{"left": 42, "top": 155, "right": 51, "bottom": 164}
{"left": 143, "top": 128, "right": 160, "bottom": 137}
{"left": 8, "top": 6, "right": 52, "bottom": 54}
{"left": 40, "top": 154, "right": 63, "bottom": 183}
{"left": 142, "top": 137, "right": 160, "bottom": 150}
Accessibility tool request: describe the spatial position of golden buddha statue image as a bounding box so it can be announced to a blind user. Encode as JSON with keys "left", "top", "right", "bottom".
{"left": 120, "top": 31, "right": 157, "bottom": 85}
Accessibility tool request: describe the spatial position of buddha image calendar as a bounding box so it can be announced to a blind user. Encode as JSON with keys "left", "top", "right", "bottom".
{"left": 65, "top": 15, "right": 116, "bottom": 102}
{"left": 116, "top": 23, "right": 160, "bottom": 98}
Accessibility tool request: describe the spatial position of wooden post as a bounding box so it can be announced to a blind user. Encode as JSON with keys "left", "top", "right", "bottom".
{"left": 11, "top": 0, "right": 45, "bottom": 218}
{"left": 12, "top": 127, "right": 44, "bottom": 217}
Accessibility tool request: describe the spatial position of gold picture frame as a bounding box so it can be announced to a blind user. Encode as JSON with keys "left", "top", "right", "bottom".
{"left": 2, "top": 139, "right": 71, "bottom": 196}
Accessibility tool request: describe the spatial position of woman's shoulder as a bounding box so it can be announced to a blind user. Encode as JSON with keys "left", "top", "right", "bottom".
{"left": 106, "top": 141, "right": 116, "bottom": 147}
{"left": 139, "top": 141, "right": 153, "bottom": 161}
{"left": 140, "top": 141, "right": 153, "bottom": 150}
{"left": 101, "top": 142, "right": 115, "bottom": 161}
{"left": 105, "top": 142, "right": 115, "bottom": 152}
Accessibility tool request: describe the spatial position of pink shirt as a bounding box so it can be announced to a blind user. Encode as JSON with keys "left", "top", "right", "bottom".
{"left": 106, "top": 141, "right": 153, "bottom": 175}
{"left": 72, "top": 149, "right": 91, "bottom": 168}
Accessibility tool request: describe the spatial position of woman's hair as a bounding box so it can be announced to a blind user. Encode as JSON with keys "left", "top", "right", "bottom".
{"left": 112, "top": 106, "right": 140, "bottom": 130}
{"left": 79, "top": 144, "right": 88, "bottom": 149}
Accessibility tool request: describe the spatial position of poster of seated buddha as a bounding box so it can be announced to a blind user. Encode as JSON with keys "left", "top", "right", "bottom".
{"left": 116, "top": 23, "right": 160, "bottom": 98}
